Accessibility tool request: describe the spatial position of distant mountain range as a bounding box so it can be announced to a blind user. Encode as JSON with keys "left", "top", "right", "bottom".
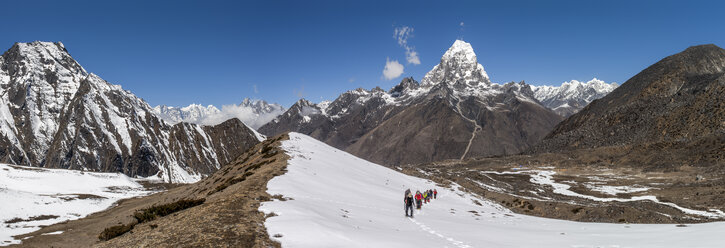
{"left": 532, "top": 78, "right": 618, "bottom": 117}
{"left": 0, "top": 41, "right": 260, "bottom": 182}
{"left": 153, "top": 98, "right": 285, "bottom": 129}
{"left": 0, "top": 40, "right": 620, "bottom": 181}
{"left": 260, "top": 40, "right": 618, "bottom": 166}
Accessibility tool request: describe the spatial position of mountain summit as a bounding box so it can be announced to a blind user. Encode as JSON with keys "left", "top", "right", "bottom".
{"left": 421, "top": 40, "right": 491, "bottom": 86}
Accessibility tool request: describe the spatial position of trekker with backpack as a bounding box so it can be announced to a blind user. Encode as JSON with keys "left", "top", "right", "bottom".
{"left": 434, "top": 189, "right": 437, "bottom": 199}
{"left": 404, "top": 191, "right": 414, "bottom": 217}
{"left": 415, "top": 191, "right": 422, "bottom": 209}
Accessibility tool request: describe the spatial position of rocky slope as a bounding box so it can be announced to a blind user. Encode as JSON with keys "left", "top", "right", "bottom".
{"left": 532, "top": 78, "right": 618, "bottom": 117}
{"left": 533, "top": 44, "right": 725, "bottom": 166}
{"left": 153, "top": 98, "right": 285, "bottom": 129}
{"left": 261, "top": 40, "right": 563, "bottom": 166}
{"left": 0, "top": 41, "right": 260, "bottom": 182}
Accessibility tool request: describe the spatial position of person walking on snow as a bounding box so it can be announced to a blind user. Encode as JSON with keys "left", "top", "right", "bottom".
{"left": 415, "top": 191, "right": 422, "bottom": 209}
{"left": 423, "top": 191, "right": 428, "bottom": 203}
{"left": 434, "top": 189, "right": 437, "bottom": 199}
{"left": 404, "top": 191, "right": 414, "bottom": 217}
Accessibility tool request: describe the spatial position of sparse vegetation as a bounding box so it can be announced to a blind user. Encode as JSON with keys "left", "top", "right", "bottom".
{"left": 4, "top": 215, "right": 59, "bottom": 224}
{"left": 98, "top": 223, "right": 135, "bottom": 241}
{"left": 133, "top": 198, "right": 206, "bottom": 223}
{"left": 98, "top": 198, "right": 206, "bottom": 241}
{"left": 209, "top": 171, "right": 255, "bottom": 195}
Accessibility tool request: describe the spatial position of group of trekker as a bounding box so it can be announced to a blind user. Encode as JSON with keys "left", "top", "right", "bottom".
{"left": 403, "top": 188, "right": 437, "bottom": 217}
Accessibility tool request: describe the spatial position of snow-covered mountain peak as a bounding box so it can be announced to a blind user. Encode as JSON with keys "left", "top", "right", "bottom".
{"left": 532, "top": 78, "right": 619, "bottom": 117}
{"left": 10, "top": 41, "right": 85, "bottom": 71}
{"left": 421, "top": 40, "right": 490, "bottom": 87}
{"left": 442, "top": 40, "right": 477, "bottom": 64}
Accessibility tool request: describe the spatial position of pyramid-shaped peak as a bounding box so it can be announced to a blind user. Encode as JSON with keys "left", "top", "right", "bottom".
{"left": 421, "top": 40, "right": 490, "bottom": 86}
{"left": 442, "top": 40, "right": 477, "bottom": 63}
{"left": 448, "top": 40, "right": 475, "bottom": 54}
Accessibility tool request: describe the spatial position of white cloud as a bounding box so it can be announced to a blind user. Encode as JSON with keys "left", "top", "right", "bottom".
{"left": 460, "top": 22, "right": 465, "bottom": 27}
{"left": 393, "top": 26, "right": 421, "bottom": 65}
{"left": 382, "top": 58, "right": 404, "bottom": 80}
{"left": 348, "top": 77, "right": 355, "bottom": 83}
{"left": 394, "top": 26, "right": 413, "bottom": 46}
{"left": 253, "top": 84, "right": 259, "bottom": 94}
{"left": 199, "top": 103, "right": 285, "bottom": 129}
{"left": 406, "top": 50, "right": 420, "bottom": 65}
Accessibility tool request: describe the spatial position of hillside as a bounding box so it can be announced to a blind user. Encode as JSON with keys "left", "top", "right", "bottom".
{"left": 261, "top": 133, "right": 725, "bottom": 247}
{"left": 533, "top": 44, "right": 725, "bottom": 167}
{"left": 11, "top": 134, "right": 290, "bottom": 247}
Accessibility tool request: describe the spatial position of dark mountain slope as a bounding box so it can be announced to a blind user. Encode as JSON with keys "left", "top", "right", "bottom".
{"left": 533, "top": 44, "right": 725, "bottom": 165}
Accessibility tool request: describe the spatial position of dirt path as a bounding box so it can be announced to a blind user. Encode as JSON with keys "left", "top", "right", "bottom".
{"left": 455, "top": 100, "right": 481, "bottom": 160}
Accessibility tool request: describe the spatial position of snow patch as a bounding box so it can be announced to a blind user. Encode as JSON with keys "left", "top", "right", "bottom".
{"left": 0, "top": 164, "right": 154, "bottom": 246}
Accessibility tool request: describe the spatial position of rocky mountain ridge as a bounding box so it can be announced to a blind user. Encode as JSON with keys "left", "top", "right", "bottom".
{"left": 0, "top": 41, "right": 260, "bottom": 182}
{"left": 261, "top": 40, "right": 563, "bottom": 165}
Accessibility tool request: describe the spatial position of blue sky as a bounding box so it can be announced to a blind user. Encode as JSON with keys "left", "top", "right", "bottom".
{"left": 2, "top": 0, "right": 724, "bottom": 107}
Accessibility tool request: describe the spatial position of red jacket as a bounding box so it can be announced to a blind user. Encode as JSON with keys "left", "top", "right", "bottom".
{"left": 415, "top": 193, "right": 422, "bottom": 200}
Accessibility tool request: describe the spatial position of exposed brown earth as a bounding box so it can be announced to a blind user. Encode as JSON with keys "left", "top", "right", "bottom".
{"left": 12, "top": 134, "right": 290, "bottom": 248}
{"left": 403, "top": 145, "right": 725, "bottom": 224}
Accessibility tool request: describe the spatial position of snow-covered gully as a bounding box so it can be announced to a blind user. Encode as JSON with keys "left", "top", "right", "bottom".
{"left": 260, "top": 133, "right": 725, "bottom": 247}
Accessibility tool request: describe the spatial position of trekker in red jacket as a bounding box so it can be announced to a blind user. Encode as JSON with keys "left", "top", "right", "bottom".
{"left": 415, "top": 191, "right": 422, "bottom": 209}
{"left": 434, "top": 189, "right": 437, "bottom": 199}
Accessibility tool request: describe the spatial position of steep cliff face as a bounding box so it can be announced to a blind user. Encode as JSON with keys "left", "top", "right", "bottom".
{"left": 0, "top": 41, "right": 260, "bottom": 182}
{"left": 261, "top": 40, "right": 562, "bottom": 166}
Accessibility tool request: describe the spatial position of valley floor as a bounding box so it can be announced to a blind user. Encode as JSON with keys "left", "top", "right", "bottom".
{"left": 405, "top": 147, "right": 725, "bottom": 224}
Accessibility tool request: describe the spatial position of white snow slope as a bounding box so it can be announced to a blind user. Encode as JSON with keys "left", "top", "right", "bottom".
{"left": 0, "top": 164, "right": 154, "bottom": 246}
{"left": 260, "top": 133, "right": 725, "bottom": 248}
